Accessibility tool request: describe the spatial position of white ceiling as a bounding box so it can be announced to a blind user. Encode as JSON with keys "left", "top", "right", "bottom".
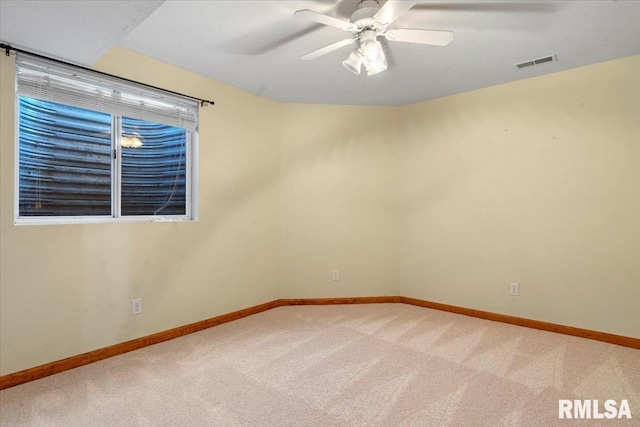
{"left": 1, "top": 1, "right": 639, "bottom": 106}
{"left": 0, "top": 1, "right": 164, "bottom": 65}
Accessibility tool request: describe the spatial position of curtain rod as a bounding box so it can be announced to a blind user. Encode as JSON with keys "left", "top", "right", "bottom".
{"left": 1, "top": 43, "right": 215, "bottom": 107}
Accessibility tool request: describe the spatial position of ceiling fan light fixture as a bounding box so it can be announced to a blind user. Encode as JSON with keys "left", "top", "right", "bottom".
{"left": 359, "top": 30, "right": 380, "bottom": 62}
{"left": 342, "top": 49, "right": 364, "bottom": 74}
{"left": 362, "top": 39, "right": 387, "bottom": 75}
{"left": 362, "top": 40, "right": 380, "bottom": 61}
{"left": 365, "top": 55, "right": 388, "bottom": 76}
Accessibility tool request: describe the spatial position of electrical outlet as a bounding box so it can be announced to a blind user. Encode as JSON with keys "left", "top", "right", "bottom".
{"left": 132, "top": 298, "right": 142, "bottom": 314}
{"left": 510, "top": 283, "right": 519, "bottom": 296}
{"left": 332, "top": 269, "right": 340, "bottom": 281}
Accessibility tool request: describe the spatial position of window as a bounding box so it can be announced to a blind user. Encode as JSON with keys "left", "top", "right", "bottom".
{"left": 15, "top": 54, "right": 198, "bottom": 224}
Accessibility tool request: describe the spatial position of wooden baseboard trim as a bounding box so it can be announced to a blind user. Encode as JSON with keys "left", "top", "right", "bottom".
{"left": 278, "top": 296, "right": 401, "bottom": 305}
{"left": 0, "top": 300, "right": 281, "bottom": 391}
{"left": 2, "top": 295, "right": 637, "bottom": 390}
{"left": 399, "top": 297, "right": 640, "bottom": 349}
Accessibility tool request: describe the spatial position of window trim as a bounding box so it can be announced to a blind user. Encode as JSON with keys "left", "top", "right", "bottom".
{"left": 14, "top": 95, "right": 199, "bottom": 226}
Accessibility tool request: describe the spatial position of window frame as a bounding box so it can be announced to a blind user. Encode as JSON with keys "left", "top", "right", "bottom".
{"left": 14, "top": 96, "right": 199, "bottom": 226}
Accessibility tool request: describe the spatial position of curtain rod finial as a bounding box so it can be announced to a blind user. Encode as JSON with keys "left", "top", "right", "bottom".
{"left": 1, "top": 43, "right": 12, "bottom": 56}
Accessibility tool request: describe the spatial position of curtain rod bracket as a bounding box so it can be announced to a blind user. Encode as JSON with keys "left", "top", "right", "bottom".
{"left": 0, "top": 42, "right": 215, "bottom": 106}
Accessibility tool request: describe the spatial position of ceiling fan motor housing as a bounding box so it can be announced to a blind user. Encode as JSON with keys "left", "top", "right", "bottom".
{"left": 351, "top": 0, "right": 381, "bottom": 28}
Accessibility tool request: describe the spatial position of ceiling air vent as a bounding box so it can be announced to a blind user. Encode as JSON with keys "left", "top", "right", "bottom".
{"left": 515, "top": 54, "right": 557, "bottom": 69}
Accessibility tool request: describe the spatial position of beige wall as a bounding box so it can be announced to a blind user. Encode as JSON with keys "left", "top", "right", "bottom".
{"left": 0, "top": 48, "right": 282, "bottom": 375}
{"left": 398, "top": 55, "right": 640, "bottom": 338}
{"left": 280, "top": 104, "right": 400, "bottom": 298}
{"left": 1, "top": 48, "right": 638, "bottom": 375}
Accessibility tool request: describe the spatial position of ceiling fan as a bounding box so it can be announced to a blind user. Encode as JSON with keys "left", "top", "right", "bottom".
{"left": 294, "top": 0, "right": 454, "bottom": 76}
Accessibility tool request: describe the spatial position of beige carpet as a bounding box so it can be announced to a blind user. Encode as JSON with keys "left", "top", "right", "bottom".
{"left": 1, "top": 304, "right": 639, "bottom": 426}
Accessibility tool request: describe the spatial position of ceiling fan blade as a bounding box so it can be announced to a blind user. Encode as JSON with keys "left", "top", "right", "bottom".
{"left": 385, "top": 29, "right": 454, "bottom": 46}
{"left": 300, "top": 38, "right": 357, "bottom": 60}
{"left": 374, "top": 0, "right": 418, "bottom": 26}
{"left": 294, "top": 9, "right": 354, "bottom": 31}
